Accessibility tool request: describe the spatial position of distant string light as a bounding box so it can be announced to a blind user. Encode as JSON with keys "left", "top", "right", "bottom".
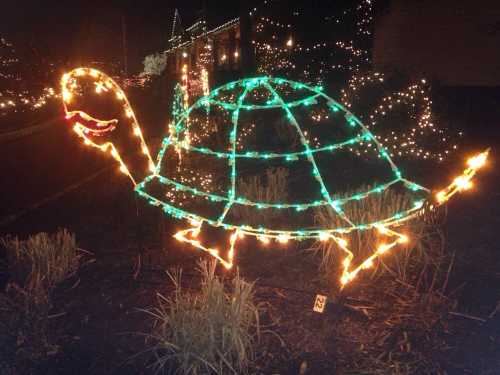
{"left": 251, "top": 0, "right": 373, "bottom": 78}
{"left": 341, "top": 72, "right": 462, "bottom": 161}
{"left": 0, "top": 36, "right": 59, "bottom": 116}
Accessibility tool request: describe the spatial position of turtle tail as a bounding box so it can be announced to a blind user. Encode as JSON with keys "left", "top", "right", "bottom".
{"left": 431, "top": 148, "right": 490, "bottom": 207}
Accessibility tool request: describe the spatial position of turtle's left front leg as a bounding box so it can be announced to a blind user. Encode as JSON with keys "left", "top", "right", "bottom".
{"left": 173, "top": 220, "right": 240, "bottom": 269}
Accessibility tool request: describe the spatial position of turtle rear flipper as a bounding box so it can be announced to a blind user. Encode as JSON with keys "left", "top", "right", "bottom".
{"left": 434, "top": 149, "right": 490, "bottom": 205}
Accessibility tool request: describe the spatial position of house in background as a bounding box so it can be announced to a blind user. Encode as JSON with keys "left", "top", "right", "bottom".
{"left": 373, "top": 0, "right": 500, "bottom": 138}
{"left": 164, "top": 7, "right": 254, "bottom": 88}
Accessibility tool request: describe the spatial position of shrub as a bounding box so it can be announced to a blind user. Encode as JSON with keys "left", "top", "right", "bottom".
{"left": 2, "top": 229, "right": 79, "bottom": 294}
{"left": 0, "top": 229, "right": 80, "bottom": 368}
{"left": 141, "top": 52, "right": 167, "bottom": 77}
{"left": 143, "top": 260, "right": 261, "bottom": 374}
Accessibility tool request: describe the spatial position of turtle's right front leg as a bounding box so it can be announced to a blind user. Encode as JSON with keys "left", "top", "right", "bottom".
{"left": 173, "top": 220, "right": 240, "bottom": 269}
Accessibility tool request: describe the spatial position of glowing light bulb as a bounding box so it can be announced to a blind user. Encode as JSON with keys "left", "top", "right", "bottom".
{"left": 362, "top": 260, "right": 373, "bottom": 269}
{"left": 189, "top": 219, "right": 201, "bottom": 227}
{"left": 277, "top": 234, "right": 290, "bottom": 244}
{"left": 454, "top": 176, "right": 472, "bottom": 190}
{"left": 61, "top": 73, "right": 70, "bottom": 84}
{"left": 340, "top": 275, "right": 349, "bottom": 285}
{"left": 378, "top": 244, "right": 389, "bottom": 254}
{"left": 436, "top": 191, "right": 446, "bottom": 203}
{"left": 337, "top": 238, "right": 348, "bottom": 248}
{"left": 467, "top": 152, "right": 487, "bottom": 169}
{"left": 258, "top": 236, "right": 270, "bottom": 244}
{"left": 376, "top": 225, "right": 388, "bottom": 235}
{"left": 319, "top": 232, "right": 330, "bottom": 242}
{"left": 62, "top": 91, "right": 72, "bottom": 103}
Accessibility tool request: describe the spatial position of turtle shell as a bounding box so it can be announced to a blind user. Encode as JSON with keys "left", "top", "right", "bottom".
{"left": 136, "top": 77, "right": 429, "bottom": 238}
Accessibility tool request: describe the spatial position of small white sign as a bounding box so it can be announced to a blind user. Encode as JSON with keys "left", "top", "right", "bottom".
{"left": 313, "top": 294, "right": 327, "bottom": 313}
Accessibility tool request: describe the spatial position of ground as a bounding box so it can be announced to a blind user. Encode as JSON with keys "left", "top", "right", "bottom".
{"left": 0, "top": 112, "right": 499, "bottom": 374}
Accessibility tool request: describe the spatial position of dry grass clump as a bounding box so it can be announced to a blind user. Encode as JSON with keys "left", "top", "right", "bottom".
{"left": 3, "top": 229, "right": 79, "bottom": 294}
{"left": 231, "top": 167, "right": 289, "bottom": 227}
{"left": 0, "top": 229, "right": 80, "bottom": 369}
{"left": 142, "top": 260, "right": 262, "bottom": 375}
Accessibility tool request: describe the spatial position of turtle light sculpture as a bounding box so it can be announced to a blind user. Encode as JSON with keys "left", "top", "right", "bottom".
{"left": 61, "top": 68, "right": 489, "bottom": 287}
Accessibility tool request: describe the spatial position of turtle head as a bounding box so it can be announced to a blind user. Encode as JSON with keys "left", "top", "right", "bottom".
{"left": 61, "top": 68, "right": 155, "bottom": 185}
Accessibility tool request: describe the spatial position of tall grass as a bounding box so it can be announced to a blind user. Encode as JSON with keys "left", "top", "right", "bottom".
{"left": 143, "top": 260, "right": 261, "bottom": 375}
{"left": 0, "top": 229, "right": 80, "bottom": 367}
{"left": 3, "top": 229, "right": 79, "bottom": 295}
{"left": 313, "top": 185, "right": 430, "bottom": 285}
{"left": 231, "top": 167, "right": 289, "bottom": 227}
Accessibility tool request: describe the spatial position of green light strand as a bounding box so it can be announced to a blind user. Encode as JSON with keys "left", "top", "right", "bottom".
{"left": 150, "top": 175, "right": 412, "bottom": 209}
{"left": 136, "top": 176, "right": 425, "bottom": 239}
{"left": 217, "top": 86, "right": 251, "bottom": 224}
{"left": 262, "top": 80, "right": 355, "bottom": 227}
{"left": 146, "top": 76, "right": 432, "bottom": 240}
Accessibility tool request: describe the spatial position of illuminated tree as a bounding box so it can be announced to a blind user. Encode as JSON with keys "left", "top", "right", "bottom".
{"left": 141, "top": 52, "right": 167, "bottom": 77}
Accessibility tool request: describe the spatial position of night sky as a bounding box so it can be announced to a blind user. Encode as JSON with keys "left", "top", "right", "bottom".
{"left": 0, "top": 0, "right": 246, "bottom": 72}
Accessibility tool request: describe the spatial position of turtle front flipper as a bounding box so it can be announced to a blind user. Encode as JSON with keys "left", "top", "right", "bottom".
{"left": 61, "top": 68, "right": 155, "bottom": 186}
{"left": 318, "top": 226, "right": 408, "bottom": 288}
{"left": 174, "top": 220, "right": 240, "bottom": 269}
